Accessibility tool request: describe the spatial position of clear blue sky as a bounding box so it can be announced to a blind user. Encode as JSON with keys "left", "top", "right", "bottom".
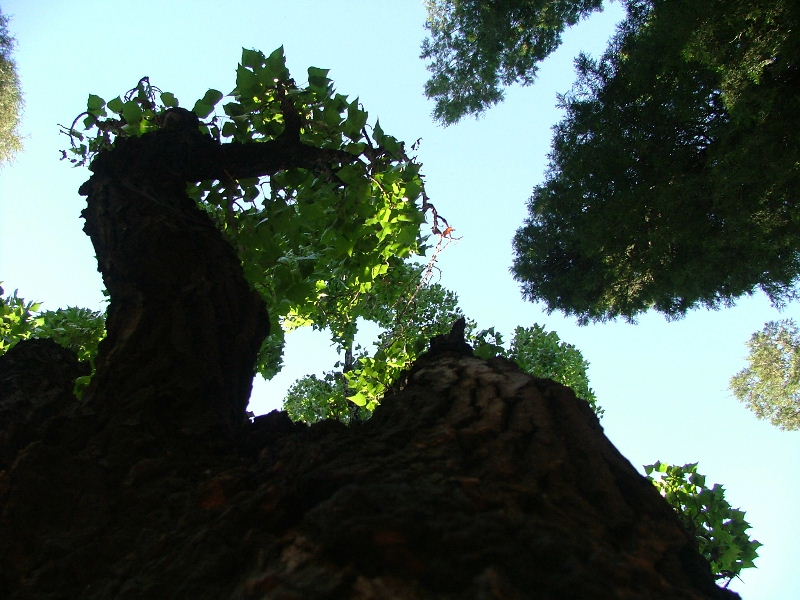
{"left": 1, "top": 2, "right": 797, "bottom": 598}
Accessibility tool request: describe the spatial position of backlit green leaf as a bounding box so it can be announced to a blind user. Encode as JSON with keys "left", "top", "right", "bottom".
{"left": 87, "top": 94, "right": 105, "bottom": 112}
{"left": 160, "top": 92, "right": 178, "bottom": 107}
{"left": 121, "top": 101, "right": 143, "bottom": 125}
{"left": 192, "top": 100, "right": 214, "bottom": 118}
{"left": 201, "top": 89, "right": 224, "bottom": 107}
{"left": 107, "top": 96, "right": 124, "bottom": 114}
{"left": 241, "top": 48, "right": 265, "bottom": 69}
{"left": 308, "top": 66, "right": 330, "bottom": 88}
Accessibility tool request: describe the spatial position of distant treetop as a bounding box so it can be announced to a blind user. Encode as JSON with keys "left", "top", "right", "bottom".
{"left": 0, "top": 7, "right": 23, "bottom": 164}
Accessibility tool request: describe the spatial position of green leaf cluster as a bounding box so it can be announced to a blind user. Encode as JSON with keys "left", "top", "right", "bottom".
{"left": 510, "top": 0, "right": 800, "bottom": 322}
{"left": 60, "top": 76, "right": 182, "bottom": 165}
{"left": 509, "top": 324, "right": 600, "bottom": 414}
{"left": 1, "top": 285, "right": 106, "bottom": 396}
{"left": 283, "top": 373, "right": 361, "bottom": 424}
{"left": 284, "top": 268, "right": 603, "bottom": 422}
{"left": 1, "top": 285, "right": 43, "bottom": 353}
{"left": 32, "top": 306, "right": 106, "bottom": 364}
{"left": 284, "top": 263, "right": 463, "bottom": 423}
{"left": 645, "top": 461, "right": 761, "bottom": 584}
{"left": 345, "top": 271, "right": 464, "bottom": 413}
{"left": 470, "top": 327, "right": 506, "bottom": 360}
{"left": 471, "top": 324, "right": 601, "bottom": 415}
{"left": 421, "top": 0, "right": 603, "bottom": 124}
{"left": 422, "top": 1, "right": 800, "bottom": 322}
{"left": 0, "top": 8, "right": 23, "bottom": 163}
{"left": 730, "top": 319, "right": 800, "bottom": 431}
{"left": 61, "top": 48, "right": 432, "bottom": 381}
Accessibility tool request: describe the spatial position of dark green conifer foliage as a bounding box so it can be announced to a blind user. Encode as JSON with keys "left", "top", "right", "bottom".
{"left": 423, "top": 1, "right": 800, "bottom": 322}
{"left": 511, "top": 0, "right": 800, "bottom": 322}
{"left": 421, "top": 0, "right": 603, "bottom": 125}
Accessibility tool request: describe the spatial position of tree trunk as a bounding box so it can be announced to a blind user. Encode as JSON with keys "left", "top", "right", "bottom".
{"left": 0, "top": 129, "right": 739, "bottom": 599}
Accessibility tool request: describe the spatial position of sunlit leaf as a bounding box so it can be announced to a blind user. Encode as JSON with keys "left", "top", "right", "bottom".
{"left": 121, "top": 101, "right": 143, "bottom": 125}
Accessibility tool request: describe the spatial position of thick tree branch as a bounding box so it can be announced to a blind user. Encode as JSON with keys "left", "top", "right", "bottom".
{"left": 82, "top": 127, "right": 355, "bottom": 190}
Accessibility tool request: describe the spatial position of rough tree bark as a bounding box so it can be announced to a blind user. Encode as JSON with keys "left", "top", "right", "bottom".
{"left": 0, "top": 125, "right": 739, "bottom": 599}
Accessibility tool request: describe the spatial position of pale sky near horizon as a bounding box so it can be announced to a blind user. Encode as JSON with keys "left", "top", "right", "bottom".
{"left": 1, "top": 2, "right": 797, "bottom": 598}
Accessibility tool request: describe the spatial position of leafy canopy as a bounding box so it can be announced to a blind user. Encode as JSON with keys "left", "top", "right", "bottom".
{"left": 645, "top": 461, "right": 761, "bottom": 584}
{"left": 471, "top": 323, "right": 601, "bottom": 414}
{"left": 0, "top": 8, "right": 23, "bottom": 163}
{"left": 285, "top": 271, "right": 602, "bottom": 424}
{"left": 0, "top": 285, "right": 105, "bottom": 365}
{"left": 0, "top": 285, "right": 42, "bottom": 354}
{"left": 61, "top": 47, "right": 445, "bottom": 378}
{"left": 730, "top": 319, "right": 800, "bottom": 431}
{"left": 509, "top": 0, "right": 800, "bottom": 322}
{"left": 423, "top": 0, "right": 800, "bottom": 322}
{"left": 421, "top": 0, "right": 603, "bottom": 124}
{"left": 508, "top": 323, "right": 599, "bottom": 414}
{"left": 285, "top": 262, "right": 464, "bottom": 423}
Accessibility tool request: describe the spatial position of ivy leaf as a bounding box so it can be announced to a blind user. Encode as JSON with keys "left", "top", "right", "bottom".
{"left": 307, "top": 66, "right": 330, "bottom": 89}
{"left": 87, "top": 94, "right": 106, "bottom": 116}
{"left": 221, "top": 121, "right": 238, "bottom": 138}
{"left": 200, "top": 88, "right": 224, "bottom": 107}
{"left": 107, "top": 96, "right": 124, "bottom": 114}
{"left": 344, "top": 99, "right": 368, "bottom": 140}
{"left": 349, "top": 391, "right": 368, "bottom": 407}
{"left": 404, "top": 177, "right": 422, "bottom": 201}
{"left": 193, "top": 101, "right": 213, "bottom": 118}
{"left": 121, "top": 101, "right": 143, "bottom": 125}
{"left": 160, "top": 92, "right": 179, "bottom": 107}
{"left": 264, "top": 46, "right": 290, "bottom": 81}
{"left": 223, "top": 102, "right": 246, "bottom": 117}
{"left": 241, "top": 48, "right": 265, "bottom": 69}
{"left": 235, "top": 65, "right": 259, "bottom": 99}
{"left": 191, "top": 89, "right": 223, "bottom": 118}
{"left": 373, "top": 120, "right": 385, "bottom": 144}
{"left": 381, "top": 134, "right": 404, "bottom": 158}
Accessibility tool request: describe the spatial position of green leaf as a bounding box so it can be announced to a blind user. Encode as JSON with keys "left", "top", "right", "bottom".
{"left": 121, "top": 101, "right": 143, "bottom": 125}
{"left": 235, "top": 65, "right": 259, "bottom": 99}
{"left": 403, "top": 177, "right": 422, "bottom": 201}
{"left": 192, "top": 100, "right": 214, "bottom": 118}
{"left": 349, "top": 391, "right": 368, "bottom": 407}
{"left": 221, "top": 121, "right": 238, "bottom": 138}
{"left": 160, "top": 92, "right": 179, "bottom": 107}
{"left": 241, "top": 48, "right": 265, "bottom": 69}
{"left": 107, "top": 96, "right": 125, "bottom": 114}
{"left": 336, "top": 164, "right": 364, "bottom": 186}
{"left": 373, "top": 120, "right": 385, "bottom": 144}
{"left": 201, "top": 89, "right": 224, "bottom": 107}
{"left": 381, "top": 135, "right": 404, "bottom": 158}
{"left": 265, "top": 46, "right": 289, "bottom": 81}
{"left": 308, "top": 66, "right": 330, "bottom": 88}
{"left": 344, "top": 99, "right": 368, "bottom": 140}
{"left": 87, "top": 94, "right": 105, "bottom": 112}
{"left": 223, "top": 102, "right": 246, "bottom": 117}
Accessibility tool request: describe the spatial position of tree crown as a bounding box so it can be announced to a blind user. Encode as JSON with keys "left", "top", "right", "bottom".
{"left": 61, "top": 47, "right": 447, "bottom": 378}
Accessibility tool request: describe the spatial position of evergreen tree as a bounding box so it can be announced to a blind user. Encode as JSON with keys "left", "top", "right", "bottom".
{"left": 422, "top": 0, "right": 800, "bottom": 322}
{"left": 513, "top": 0, "right": 800, "bottom": 322}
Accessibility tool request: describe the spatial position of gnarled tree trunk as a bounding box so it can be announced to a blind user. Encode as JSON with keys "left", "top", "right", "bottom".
{"left": 0, "top": 127, "right": 738, "bottom": 599}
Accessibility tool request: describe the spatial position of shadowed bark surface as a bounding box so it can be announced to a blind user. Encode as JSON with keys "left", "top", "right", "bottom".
{"left": 0, "top": 127, "right": 739, "bottom": 599}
